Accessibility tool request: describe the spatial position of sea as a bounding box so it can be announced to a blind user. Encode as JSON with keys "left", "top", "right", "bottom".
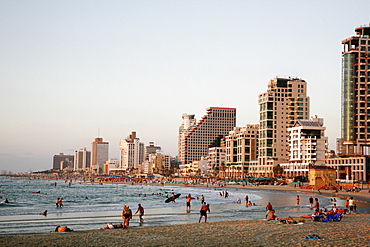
{"left": 0, "top": 176, "right": 368, "bottom": 235}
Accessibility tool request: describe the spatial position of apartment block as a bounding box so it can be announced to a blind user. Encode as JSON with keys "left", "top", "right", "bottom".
{"left": 225, "top": 124, "right": 259, "bottom": 178}
{"left": 74, "top": 148, "right": 91, "bottom": 171}
{"left": 257, "top": 77, "right": 310, "bottom": 177}
{"left": 119, "top": 131, "right": 144, "bottom": 170}
{"left": 281, "top": 116, "right": 328, "bottom": 179}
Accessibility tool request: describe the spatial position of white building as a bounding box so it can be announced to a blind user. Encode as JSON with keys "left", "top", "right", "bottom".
{"left": 119, "top": 131, "right": 144, "bottom": 170}
{"left": 281, "top": 116, "right": 328, "bottom": 178}
{"left": 74, "top": 148, "right": 91, "bottom": 172}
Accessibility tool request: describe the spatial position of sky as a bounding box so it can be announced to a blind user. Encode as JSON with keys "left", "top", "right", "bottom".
{"left": 1, "top": 1, "right": 370, "bottom": 173}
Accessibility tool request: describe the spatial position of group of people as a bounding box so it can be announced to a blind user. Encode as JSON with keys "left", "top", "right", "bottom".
{"left": 55, "top": 198, "right": 64, "bottom": 208}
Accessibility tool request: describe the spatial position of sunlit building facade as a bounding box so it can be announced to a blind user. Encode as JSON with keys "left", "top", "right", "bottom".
{"left": 341, "top": 24, "right": 370, "bottom": 155}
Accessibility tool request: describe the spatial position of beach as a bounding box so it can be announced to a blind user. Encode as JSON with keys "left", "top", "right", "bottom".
{"left": 1, "top": 178, "right": 370, "bottom": 246}
{"left": 1, "top": 214, "right": 369, "bottom": 247}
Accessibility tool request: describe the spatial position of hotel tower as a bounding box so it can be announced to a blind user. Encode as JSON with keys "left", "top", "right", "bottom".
{"left": 257, "top": 77, "right": 310, "bottom": 177}
{"left": 91, "top": 137, "right": 109, "bottom": 174}
{"left": 178, "top": 107, "right": 236, "bottom": 165}
{"left": 341, "top": 24, "right": 370, "bottom": 155}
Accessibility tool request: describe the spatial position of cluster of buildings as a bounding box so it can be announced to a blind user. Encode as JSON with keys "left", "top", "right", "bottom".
{"left": 53, "top": 24, "right": 370, "bottom": 183}
{"left": 53, "top": 133, "right": 173, "bottom": 176}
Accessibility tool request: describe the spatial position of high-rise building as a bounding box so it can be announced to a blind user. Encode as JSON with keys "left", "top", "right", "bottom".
{"left": 178, "top": 107, "right": 236, "bottom": 165}
{"left": 257, "top": 77, "right": 310, "bottom": 177}
{"left": 225, "top": 124, "right": 259, "bottom": 178}
{"left": 281, "top": 116, "right": 328, "bottom": 178}
{"left": 91, "top": 137, "right": 109, "bottom": 174}
{"left": 145, "top": 142, "right": 162, "bottom": 161}
{"left": 178, "top": 114, "right": 197, "bottom": 163}
{"left": 52, "top": 153, "right": 74, "bottom": 171}
{"left": 119, "top": 131, "right": 144, "bottom": 170}
{"left": 74, "top": 148, "right": 91, "bottom": 171}
{"left": 341, "top": 24, "right": 370, "bottom": 155}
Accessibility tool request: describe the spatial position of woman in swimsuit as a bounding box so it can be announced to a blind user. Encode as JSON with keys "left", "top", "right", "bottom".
{"left": 122, "top": 205, "right": 132, "bottom": 228}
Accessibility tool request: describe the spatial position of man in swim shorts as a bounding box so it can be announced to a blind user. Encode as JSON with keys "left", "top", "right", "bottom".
{"left": 199, "top": 203, "right": 210, "bottom": 223}
{"left": 186, "top": 194, "right": 193, "bottom": 212}
{"left": 135, "top": 203, "right": 145, "bottom": 222}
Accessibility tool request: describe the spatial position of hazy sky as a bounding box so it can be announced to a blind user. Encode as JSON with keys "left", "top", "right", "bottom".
{"left": 1, "top": 1, "right": 369, "bottom": 173}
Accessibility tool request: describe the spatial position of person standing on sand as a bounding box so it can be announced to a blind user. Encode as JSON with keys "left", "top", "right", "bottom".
{"left": 199, "top": 203, "right": 210, "bottom": 223}
{"left": 135, "top": 203, "right": 144, "bottom": 222}
{"left": 201, "top": 195, "right": 205, "bottom": 205}
{"left": 122, "top": 205, "right": 132, "bottom": 228}
{"left": 265, "top": 202, "right": 273, "bottom": 219}
{"left": 348, "top": 197, "right": 355, "bottom": 214}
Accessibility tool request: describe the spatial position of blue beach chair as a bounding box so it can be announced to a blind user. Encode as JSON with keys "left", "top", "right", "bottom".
{"left": 332, "top": 213, "right": 342, "bottom": 222}
{"left": 322, "top": 214, "right": 333, "bottom": 222}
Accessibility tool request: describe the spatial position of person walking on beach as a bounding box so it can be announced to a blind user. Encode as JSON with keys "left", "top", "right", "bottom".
{"left": 199, "top": 203, "right": 210, "bottom": 223}
{"left": 201, "top": 195, "right": 205, "bottom": 205}
{"left": 186, "top": 194, "right": 193, "bottom": 212}
{"left": 245, "top": 195, "right": 249, "bottom": 207}
{"left": 135, "top": 203, "right": 144, "bottom": 222}
{"left": 122, "top": 205, "right": 132, "bottom": 228}
{"left": 296, "top": 195, "right": 300, "bottom": 206}
{"left": 309, "top": 196, "right": 313, "bottom": 207}
{"left": 265, "top": 202, "right": 273, "bottom": 219}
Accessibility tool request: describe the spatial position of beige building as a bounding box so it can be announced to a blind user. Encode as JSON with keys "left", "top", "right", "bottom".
{"left": 225, "top": 124, "right": 259, "bottom": 179}
{"left": 326, "top": 156, "right": 369, "bottom": 182}
{"left": 207, "top": 146, "right": 226, "bottom": 177}
{"left": 257, "top": 77, "right": 310, "bottom": 177}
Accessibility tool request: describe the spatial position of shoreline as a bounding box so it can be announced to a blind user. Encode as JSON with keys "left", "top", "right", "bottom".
{"left": 1, "top": 214, "right": 369, "bottom": 246}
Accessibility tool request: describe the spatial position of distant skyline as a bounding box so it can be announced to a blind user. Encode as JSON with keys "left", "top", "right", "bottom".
{"left": 1, "top": 1, "right": 370, "bottom": 173}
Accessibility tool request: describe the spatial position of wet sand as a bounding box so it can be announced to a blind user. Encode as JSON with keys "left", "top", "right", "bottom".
{"left": 1, "top": 214, "right": 368, "bottom": 247}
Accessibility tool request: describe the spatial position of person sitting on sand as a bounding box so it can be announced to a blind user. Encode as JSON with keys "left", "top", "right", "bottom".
{"left": 122, "top": 205, "right": 132, "bottom": 228}
{"left": 51, "top": 226, "right": 73, "bottom": 232}
{"left": 268, "top": 210, "right": 279, "bottom": 221}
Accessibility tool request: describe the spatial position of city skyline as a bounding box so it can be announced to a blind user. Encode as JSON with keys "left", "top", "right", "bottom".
{"left": 1, "top": 1, "right": 369, "bottom": 173}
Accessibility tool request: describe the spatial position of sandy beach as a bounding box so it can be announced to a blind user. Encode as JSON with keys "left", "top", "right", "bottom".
{"left": 1, "top": 214, "right": 369, "bottom": 247}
